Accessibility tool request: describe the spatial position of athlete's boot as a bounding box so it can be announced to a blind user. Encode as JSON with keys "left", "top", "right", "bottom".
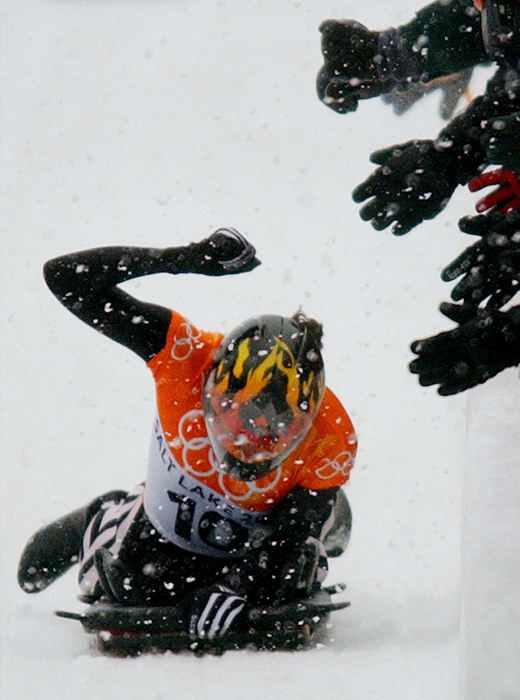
{"left": 18, "top": 490, "right": 127, "bottom": 593}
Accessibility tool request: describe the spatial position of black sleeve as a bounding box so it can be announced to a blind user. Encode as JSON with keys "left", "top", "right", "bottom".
{"left": 44, "top": 231, "right": 259, "bottom": 362}
{"left": 43, "top": 245, "right": 195, "bottom": 362}
{"left": 398, "top": 0, "right": 488, "bottom": 81}
{"left": 225, "top": 486, "right": 338, "bottom": 604}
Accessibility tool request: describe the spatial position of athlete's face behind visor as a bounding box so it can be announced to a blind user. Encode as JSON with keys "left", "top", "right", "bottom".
{"left": 203, "top": 317, "right": 325, "bottom": 482}
{"left": 204, "top": 369, "right": 317, "bottom": 481}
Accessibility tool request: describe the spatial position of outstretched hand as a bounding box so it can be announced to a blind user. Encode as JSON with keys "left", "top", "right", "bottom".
{"left": 441, "top": 210, "right": 520, "bottom": 309}
{"left": 409, "top": 303, "right": 520, "bottom": 395}
{"left": 353, "top": 140, "right": 458, "bottom": 235}
{"left": 317, "top": 19, "right": 390, "bottom": 114}
{"left": 166, "top": 228, "right": 260, "bottom": 277}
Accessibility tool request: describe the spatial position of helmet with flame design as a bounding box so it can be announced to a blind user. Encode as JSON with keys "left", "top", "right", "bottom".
{"left": 203, "top": 312, "right": 325, "bottom": 481}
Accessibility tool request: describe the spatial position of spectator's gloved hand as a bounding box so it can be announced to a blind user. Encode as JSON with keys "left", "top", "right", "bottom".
{"left": 480, "top": 113, "right": 520, "bottom": 170}
{"left": 442, "top": 210, "right": 520, "bottom": 308}
{"left": 469, "top": 169, "right": 520, "bottom": 214}
{"left": 165, "top": 228, "right": 260, "bottom": 276}
{"left": 317, "top": 20, "right": 392, "bottom": 113}
{"left": 187, "top": 584, "right": 247, "bottom": 640}
{"left": 353, "top": 139, "right": 459, "bottom": 235}
{"left": 409, "top": 303, "right": 520, "bottom": 395}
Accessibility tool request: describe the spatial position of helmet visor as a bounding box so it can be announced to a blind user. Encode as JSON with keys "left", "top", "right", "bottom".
{"left": 203, "top": 366, "right": 319, "bottom": 481}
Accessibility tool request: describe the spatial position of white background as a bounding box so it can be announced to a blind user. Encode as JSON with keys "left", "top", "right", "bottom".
{"left": 1, "top": 2, "right": 518, "bottom": 699}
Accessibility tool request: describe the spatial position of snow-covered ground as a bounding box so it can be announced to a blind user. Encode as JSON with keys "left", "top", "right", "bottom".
{"left": 1, "top": 2, "right": 518, "bottom": 699}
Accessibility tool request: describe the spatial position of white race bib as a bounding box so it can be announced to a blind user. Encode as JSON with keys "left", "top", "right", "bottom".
{"left": 144, "top": 417, "right": 264, "bottom": 558}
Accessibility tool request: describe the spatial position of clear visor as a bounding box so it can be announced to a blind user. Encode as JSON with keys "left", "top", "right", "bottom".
{"left": 203, "top": 380, "right": 317, "bottom": 481}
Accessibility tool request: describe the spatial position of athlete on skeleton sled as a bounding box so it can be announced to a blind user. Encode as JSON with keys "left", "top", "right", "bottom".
{"left": 18, "top": 230, "right": 356, "bottom": 639}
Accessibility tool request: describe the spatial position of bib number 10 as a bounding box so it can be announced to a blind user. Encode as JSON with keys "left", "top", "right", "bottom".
{"left": 167, "top": 490, "right": 248, "bottom": 553}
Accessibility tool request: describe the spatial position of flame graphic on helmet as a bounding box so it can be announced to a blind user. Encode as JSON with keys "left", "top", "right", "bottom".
{"left": 213, "top": 336, "right": 323, "bottom": 418}
{"left": 203, "top": 316, "right": 326, "bottom": 476}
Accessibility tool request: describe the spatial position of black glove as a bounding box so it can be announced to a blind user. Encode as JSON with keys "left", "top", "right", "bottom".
{"left": 480, "top": 112, "right": 520, "bottom": 170}
{"left": 277, "top": 538, "right": 322, "bottom": 601}
{"left": 353, "top": 139, "right": 459, "bottom": 235}
{"left": 167, "top": 228, "right": 260, "bottom": 277}
{"left": 187, "top": 584, "right": 247, "bottom": 640}
{"left": 222, "top": 486, "right": 338, "bottom": 606}
{"left": 317, "top": 20, "right": 392, "bottom": 114}
{"left": 93, "top": 546, "right": 180, "bottom": 606}
{"left": 94, "top": 548, "right": 140, "bottom": 604}
{"left": 409, "top": 303, "right": 520, "bottom": 395}
{"left": 442, "top": 210, "right": 520, "bottom": 308}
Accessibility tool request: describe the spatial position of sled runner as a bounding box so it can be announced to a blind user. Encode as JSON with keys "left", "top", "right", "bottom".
{"left": 56, "top": 584, "right": 349, "bottom": 656}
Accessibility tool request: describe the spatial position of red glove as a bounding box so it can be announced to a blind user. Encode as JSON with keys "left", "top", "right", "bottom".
{"left": 469, "top": 169, "right": 520, "bottom": 214}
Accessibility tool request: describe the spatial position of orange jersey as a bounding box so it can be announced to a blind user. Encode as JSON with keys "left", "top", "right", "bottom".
{"left": 144, "top": 311, "right": 357, "bottom": 557}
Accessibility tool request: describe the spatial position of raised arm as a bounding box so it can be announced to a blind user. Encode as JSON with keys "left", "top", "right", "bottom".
{"left": 44, "top": 229, "right": 259, "bottom": 362}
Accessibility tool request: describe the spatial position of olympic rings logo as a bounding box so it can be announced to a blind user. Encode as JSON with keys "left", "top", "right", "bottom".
{"left": 176, "top": 409, "right": 283, "bottom": 501}
{"left": 217, "top": 464, "right": 283, "bottom": 502}
{"left": 170, "top": 322, "right": 202, "bottom": 361}
{"left": 178, "top": 409, "right": 219, "bottom": 477}
{"left": 315, "top": 450, "right": 355, "bottom": 481}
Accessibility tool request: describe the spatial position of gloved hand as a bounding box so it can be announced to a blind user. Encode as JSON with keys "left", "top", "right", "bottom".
{"left": 94, "top": 547, "right": 178, "bottom": 606}
{"left": 480, "top": 112, "right": 520, "bottom": 170}
{"left": 277, "top": 538, "right": 322, "bottom": 601}
{"left": 167, "top": 228, "right": 260, "bottom": 277}
{"left": 442, "top": 210, "right": 520, "bottom": 308}
{"left": 353, "top": 139, "right": 459, "bottom": 235}
{"left": 317, "top": 20, "right": 392, "bottom": 113}
{"left": 469, "top": 170, "right": 520, "bottom": 214}
{"left": 409, "top": 303, "right": 520, "bottom": 395}
{"left": 94, "top": 548, "right": 141, "bottom": 605}
{"left": 187, "top": 584, "right": 247, "bottom": 640}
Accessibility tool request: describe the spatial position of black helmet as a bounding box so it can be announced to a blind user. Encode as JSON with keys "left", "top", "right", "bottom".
{"left": 203, "top": 312, "right": 325, "bottom": 481}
